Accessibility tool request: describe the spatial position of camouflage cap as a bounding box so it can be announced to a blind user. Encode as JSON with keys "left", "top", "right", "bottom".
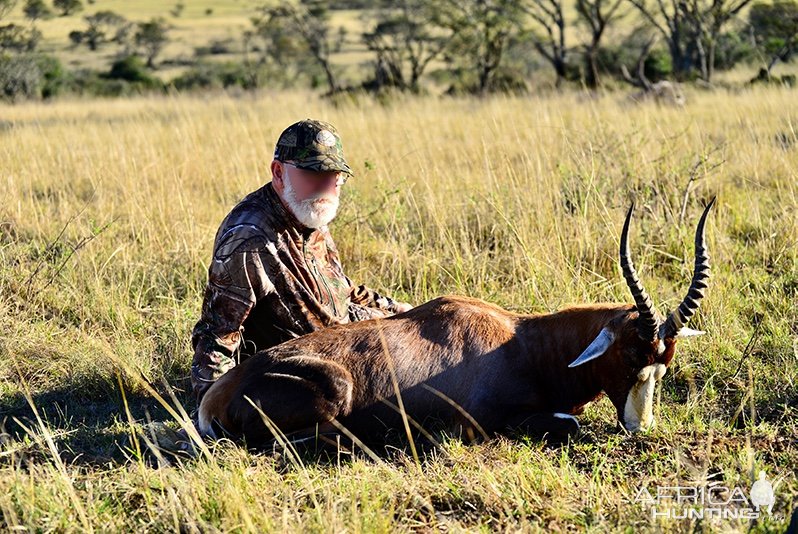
{"left": 274, "top": 119, "right": 353, "bottom": 176}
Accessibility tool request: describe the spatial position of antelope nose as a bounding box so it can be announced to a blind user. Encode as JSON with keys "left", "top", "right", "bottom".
{"left": 622, "top": 417, "right": 654, "bottom": 433}
{"left": 622, "top": 421, "right": 643, "bottom": 433}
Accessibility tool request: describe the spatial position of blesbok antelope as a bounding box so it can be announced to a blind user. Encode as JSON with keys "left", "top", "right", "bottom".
{"left": 198, "top": 199, "right": 715, "bottom": 447}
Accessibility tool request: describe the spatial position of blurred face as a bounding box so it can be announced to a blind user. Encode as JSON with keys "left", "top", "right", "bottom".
{"left": 271, "top": 160, "right": 346, "bottom": 229}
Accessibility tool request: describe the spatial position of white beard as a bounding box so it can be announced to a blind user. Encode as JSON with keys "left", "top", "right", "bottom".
{"left": 282, "top": 174, "right": 340, "bottom": 229}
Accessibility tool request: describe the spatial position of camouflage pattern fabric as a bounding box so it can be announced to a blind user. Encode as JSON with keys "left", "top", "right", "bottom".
{"left": 191, "top": 182, "right": 405, "bottom": 403}
{"left": 273, "top": 119, "right": 353, "bottom": 176}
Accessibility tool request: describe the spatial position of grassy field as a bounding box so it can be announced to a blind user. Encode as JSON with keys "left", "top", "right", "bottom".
{"left": 0, "top": 87, "right": 797, "bottom": 531}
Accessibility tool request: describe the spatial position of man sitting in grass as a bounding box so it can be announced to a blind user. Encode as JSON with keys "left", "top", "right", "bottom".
{"left": 190, "top": 119, "right": 412, "bottom": 407}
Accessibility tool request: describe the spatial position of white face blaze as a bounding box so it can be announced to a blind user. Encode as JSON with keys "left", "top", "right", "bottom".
{"left": 623, "top": 363, "right": 667, "bottom": 432}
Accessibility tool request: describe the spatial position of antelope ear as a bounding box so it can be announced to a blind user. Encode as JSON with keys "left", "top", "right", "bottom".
{"left": 568, "top": 328, "right": 616, "bottom": 368}
{"left": 676, "top": 327, "right": 705, "bottom": 338}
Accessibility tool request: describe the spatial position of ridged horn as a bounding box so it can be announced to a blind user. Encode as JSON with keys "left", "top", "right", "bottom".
{"left": 659, "top": 197, "right": 716, "bottom": 339}
{"left": 620, "top": 202, "right": 660, "bottom": 341}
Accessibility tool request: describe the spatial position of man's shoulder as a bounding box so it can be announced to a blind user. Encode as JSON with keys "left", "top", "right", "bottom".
{"left": 214, "top": 223, "right": 272, "bottom": 260}
{"left": 213, "top": 186, "right": 279, "bottom": 259}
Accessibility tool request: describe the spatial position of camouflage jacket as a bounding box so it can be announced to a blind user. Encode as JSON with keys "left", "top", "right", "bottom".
{"left": 191, "top": 182, "right": 406, "bottom": 402}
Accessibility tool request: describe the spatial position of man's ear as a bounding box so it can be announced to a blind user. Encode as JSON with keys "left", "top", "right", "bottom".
{"left": 271, "top": 160, "right": 284, "bottom": 192}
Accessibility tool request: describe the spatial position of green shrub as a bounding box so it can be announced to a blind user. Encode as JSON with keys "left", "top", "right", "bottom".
{"left": 714, "top": 30, "right": 757, "bottom": 70}
{"left": 106, "top": 55, "right": 158, "bottom": 86}
{"left": 600, "top": 40, "right": 673, "bottom": 82}
{"left": 0, "top": 53, "right": 41, "bottom": 100}
{"left": 0, "top": 53, "right": 74, "bottom": 101}
{"left": 644, "top": 48, "right": 673, "bottom": 80}
{"left": 63, "top": 57, "right": 163, "bottom": 97}
{"left": 170, "top": 61, "right": 264, "bottom": 92}
{"left": 35, "top": 54, "right": 70, "bottom": 98}
{"left": 750, "top": 0, "right": 798, "bottom": 61}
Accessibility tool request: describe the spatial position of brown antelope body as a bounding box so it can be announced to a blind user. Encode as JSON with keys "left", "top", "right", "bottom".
{"left": 198, "top": 200, "right": 715, "bottom": 446}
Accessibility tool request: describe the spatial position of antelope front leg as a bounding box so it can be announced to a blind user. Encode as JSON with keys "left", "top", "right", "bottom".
{"left": 199, "top": 355, "right": 354, "bottom": 448}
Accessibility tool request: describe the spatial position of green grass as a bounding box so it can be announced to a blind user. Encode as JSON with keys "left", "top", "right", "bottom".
{"left": 0, "top": 88, "right": 796, "bottom": 531}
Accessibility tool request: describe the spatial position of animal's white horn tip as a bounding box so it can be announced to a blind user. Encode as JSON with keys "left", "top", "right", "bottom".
{"left": 677, "top": 327, "right": 705, "bottom": 338}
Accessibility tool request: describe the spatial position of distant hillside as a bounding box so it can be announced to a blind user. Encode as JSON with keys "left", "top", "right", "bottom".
{"left": 4, "top": 0, "right": 371, "bottom": 82}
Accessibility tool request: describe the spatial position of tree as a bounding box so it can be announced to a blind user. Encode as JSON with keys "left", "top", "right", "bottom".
{"left": 680, "top": 0, "right": 754, "bottom": 81}
{"left": 434, "top": 0, "right": 527, "bottom": 95}
{"left": 0, "top": 1, "right": 47, "bottom": 101}
{"left": 627, "top": 0, "right": 753, "bottom": 81}
{"left": 0, "top": 23, "right": 41, "bottom": 52}
{"left": 170, "top": 2, "right": 184, "bottom": 18}
{"left": 626, "top": 0, "right": 693, "bottom": 78}
{"left": 53, "top": 0, "right": 83, "bottom": 16}
{"left": 361, "top": 0, "right": 454, "bottom": 92}
{"left": 23, "top": 0, "right": 52, "bottom": 21}
{"left": 0, "top": 54, "right": 41, "bottom": 100}
{"left": 1, "top": 2, "right": 41, "bottom": 54}
{"left": 77, "top": 10, "right": 127, "bottom": 51}
{"left": 0, "top": 0, "right": 15, "bottom": 19}
{"left": 576, "top": 0, "right": 625, "bottom": 88}
{"left": 252, "top": 1, "right": 345, "bottom": 94}
{"left": 749, "top": 0, "right": 798, "bottom": 74}
{"left": 111, "top": 20, "right": 135, "bottom": 55}
{"left": 67, "top": 28, "right": 82, "bottom": 46}
{"left": 523, "top": 0, "right": 569, "bottom": 87}
{"left": 135, "top": 17, "right": 168, "bottom": 68}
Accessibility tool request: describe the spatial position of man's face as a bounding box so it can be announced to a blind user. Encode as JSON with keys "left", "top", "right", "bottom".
{"left": 272, "top": 160, "right": 345, "bottom": 229}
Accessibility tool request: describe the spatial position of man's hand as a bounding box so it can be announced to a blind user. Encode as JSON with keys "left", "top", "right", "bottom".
{"left": 191, "top": 351, "right": 236, "bottom": 405}
{"left": 393, "top": 302, "right": 413, "bottom": 314}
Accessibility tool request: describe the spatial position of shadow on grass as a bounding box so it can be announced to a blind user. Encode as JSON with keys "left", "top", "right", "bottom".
{"left": 11, "top": 368, "right": 789, "bottom": 472}
{"left": 0, "top": 377, "right": 589, "bottom": 469}
{"left": 0, "top": 378, "right": 195, "bottom": 466}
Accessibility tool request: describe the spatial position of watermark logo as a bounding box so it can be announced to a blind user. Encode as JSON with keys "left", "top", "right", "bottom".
{"left": 750, "top": 471, "right": 776, "bottom": 514}
{"left": 633, "top": 471, "right": 779, "bottom": 520}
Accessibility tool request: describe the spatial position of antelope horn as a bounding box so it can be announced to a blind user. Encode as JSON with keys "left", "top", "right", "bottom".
{"left": 659, "top": 197, "right": 716, "bottom": 339}
{"left": 620, "top": 202, "right": 660, "bottom": 341}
